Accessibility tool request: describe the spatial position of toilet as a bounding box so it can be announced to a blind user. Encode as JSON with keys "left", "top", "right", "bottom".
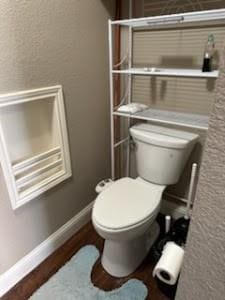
{"left": 92, "top": 123, "right": 199, "bottom": 277}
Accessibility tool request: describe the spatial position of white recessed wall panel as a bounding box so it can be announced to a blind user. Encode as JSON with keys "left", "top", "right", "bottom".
{"left": 0, "top": 86, "right": 72, "bottom": 209}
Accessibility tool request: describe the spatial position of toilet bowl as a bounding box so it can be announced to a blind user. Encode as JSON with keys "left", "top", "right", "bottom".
{"left": 92, "top": 123, "right": 199, "bottom": 277}
{"left": 92, "top": 177, "right": 166, "bottom": 277}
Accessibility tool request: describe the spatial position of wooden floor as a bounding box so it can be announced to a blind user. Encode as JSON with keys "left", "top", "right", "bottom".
{"left": 2, "top": 221, "right": 176, "bottom": 300}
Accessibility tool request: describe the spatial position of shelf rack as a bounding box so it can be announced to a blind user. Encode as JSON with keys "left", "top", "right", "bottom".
{"left": 113, "top": 108, "right": 209, "bottom": 131}
{"left": 112, "top": 68, "right": 219, "bottom": 78}
{"left": 109, "top": 9, "right": 225, "bottom": 180}
{"left": 111, "top": 9, "right": 225, "bottom": 28}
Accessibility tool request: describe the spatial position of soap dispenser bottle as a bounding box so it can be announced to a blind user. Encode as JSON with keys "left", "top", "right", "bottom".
{"left": 202, "top": 34, "right": 215, "bottom": 72}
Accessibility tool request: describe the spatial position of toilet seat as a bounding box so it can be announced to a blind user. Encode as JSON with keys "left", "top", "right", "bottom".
{"left": 92, "top": 177, "right": 165, "bottom": 231}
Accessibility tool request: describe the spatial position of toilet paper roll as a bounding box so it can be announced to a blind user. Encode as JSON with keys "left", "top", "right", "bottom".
{"left": 153, "top": 242, "right": 184, "bottom": 285}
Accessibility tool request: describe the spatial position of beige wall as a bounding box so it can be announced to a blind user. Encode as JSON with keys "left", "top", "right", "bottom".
{"left": 0, "top": 0, "right": 114, "bottom": 274}
{"left": 176, "top": 47, "right": 225, "bottom": 300}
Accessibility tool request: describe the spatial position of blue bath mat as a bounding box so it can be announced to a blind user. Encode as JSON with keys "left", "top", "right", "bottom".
{"left": 30, "top": 245, "right": 148, "bottom": 300}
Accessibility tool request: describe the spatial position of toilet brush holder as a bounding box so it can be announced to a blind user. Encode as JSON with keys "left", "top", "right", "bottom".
{"left": 152, "top": 162, "right": 198, "bottom": 258}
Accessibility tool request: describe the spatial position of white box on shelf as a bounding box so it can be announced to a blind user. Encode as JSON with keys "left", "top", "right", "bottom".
{"left": 0, "top": 85, "right": 72, "bottom": 209}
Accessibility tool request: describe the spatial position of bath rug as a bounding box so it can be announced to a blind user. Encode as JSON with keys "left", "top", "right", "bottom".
{"left": 30, "top": 245, "right": 148, "bottom": 300}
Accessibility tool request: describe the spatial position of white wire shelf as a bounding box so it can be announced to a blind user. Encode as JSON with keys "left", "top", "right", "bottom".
{"left": 111, "top": 9, "right": 225, "bottom": 28}
{"left": 112, "top": 68, "right": 218, "bottom": 78}
{"left": 113, "top": 108, "right": 209, "bottom": 130}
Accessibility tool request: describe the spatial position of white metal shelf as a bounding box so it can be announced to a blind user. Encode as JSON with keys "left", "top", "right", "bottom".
{"left": 108, "top": 9, "right": 224, "bottom": 179}
{"left": 112, "top": 68, "right": 218, "bottom": 78}
{"left": 113, "top": 108, "right": 209, "bottom": 130}
{"left": 111, "top": 9, "right": 225, "bottom": 28}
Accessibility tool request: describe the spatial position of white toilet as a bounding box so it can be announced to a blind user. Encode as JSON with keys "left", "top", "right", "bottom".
{"left": 92, "top": 123, "right": 198, "bottom": 277}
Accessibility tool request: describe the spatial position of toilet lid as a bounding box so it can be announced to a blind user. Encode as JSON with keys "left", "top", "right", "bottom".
{"left": 92, "top": 177, "right": 165, "bottom": 230}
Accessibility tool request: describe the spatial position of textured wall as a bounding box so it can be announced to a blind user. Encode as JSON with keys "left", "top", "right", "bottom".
{"left": 0, "top": 0, "right": 114, "bottom": 274}
{"left": 176, "top": 48, "right": 225, "bottom": 299}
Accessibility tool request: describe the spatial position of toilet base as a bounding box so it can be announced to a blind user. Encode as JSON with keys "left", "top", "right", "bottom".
{"left": 101, "top": 222, "right": 160, "bottom": 277}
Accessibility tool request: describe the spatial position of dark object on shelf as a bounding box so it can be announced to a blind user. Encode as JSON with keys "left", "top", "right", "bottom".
{"left": 202, "top": 57, "right": 211, "bottom": 72}
{"left": 202, "top": 34, "right": 215, "bottom": 72}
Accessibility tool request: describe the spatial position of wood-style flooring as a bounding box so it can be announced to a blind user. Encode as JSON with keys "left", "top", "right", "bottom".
{"left": 2, "top": 221, "right": 176, "bottom": 300}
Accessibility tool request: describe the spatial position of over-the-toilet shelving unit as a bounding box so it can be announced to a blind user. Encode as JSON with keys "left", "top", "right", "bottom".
{"left": 109, "top": 9, "right": 225, "bottom": 179}
{"left": 0, "top": 85, "right": 72, "bottom": 209}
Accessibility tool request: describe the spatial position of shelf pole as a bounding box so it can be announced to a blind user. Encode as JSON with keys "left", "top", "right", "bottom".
{"left": 126, "top": 26, "right": 132, "bottom": 177}
{"left": 185, "top": 163, "right": 198, "bottom": 219}
{"left": 108, "top": 20, "right": 115, "bottom": 180}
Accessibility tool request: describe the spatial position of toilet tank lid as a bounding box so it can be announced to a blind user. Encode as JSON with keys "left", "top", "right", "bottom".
{"left": 129, "top": 123, "right": 199, "bottom": 149}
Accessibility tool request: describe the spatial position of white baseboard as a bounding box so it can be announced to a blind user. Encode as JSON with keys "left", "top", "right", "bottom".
{"left": 0, "top": 201, "right": 93, "bottom": 297}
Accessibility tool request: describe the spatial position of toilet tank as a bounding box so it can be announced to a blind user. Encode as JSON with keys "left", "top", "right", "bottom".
{"left": 129, "top": 123, "right": 199, "bottom": 185}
